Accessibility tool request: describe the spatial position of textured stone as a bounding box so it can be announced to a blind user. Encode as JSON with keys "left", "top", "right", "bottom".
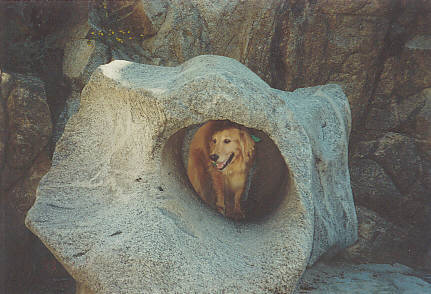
{"left": 350, "top": 157, "right": 402, "bottom": 215}
{"left": 109, "top": 0, "right": 168, "bottom": 38}
{"left": 1, "top": 74, "right": 52, "bottom": 190}
{"left": 191, "top": 0, "right": 280, "bottom": 83}
{"left": 51, "top": 90, "right": 81, "bottom": 147}
{"left": 368, "top": 32, "right": 431, "bottom": 132}
{"left": 412, "top": 89, "right": 431, "bottom": 140}
{"left": 406, "top": 35, "right": 431, "bottom": 50}
{"left": 400, "top": 39, "right": 431, "bottom": 97}
{"left": 273, "top": 2, "right": 391, "bottom": 132}
{"left": 0, "top": 71, "right": 73, "bottom": 293}
{"left": 63, "top": 39, "right": 98, "bottom": 81}
{"left": 1, "top": 0, "right": 430, "bottom": 291}
{"left": 297, "top": 262, "right": 431, "bottom": 294}
{"left": 6, "top": 148, "right": 51, "bottom": 218}
{"left": 0, "top": 196, "right": 5, "bottom": 294}
{"left": 0, "top": 72, "right": 14, "bottom": 179}
{"left": 2, "top": 148, "right": 53, "bottom": 292}
{"left": 0, "top": 94, "right": 6, "bottom": 178}
{"left": 316, "top": 0, "right": 396, "bottom": 16}
{"left": 398, "top": 88, "right": 429, "bottom": 127}
{"left": 349, "top": 136, "right": 431, "bottom": 270}
{"left": 57, "top": 7, "right": 107, "bottom": 149}
{"left": 350, "top": 136, "right": 429, "bottom": 225}
{"left": 364, "top": 94, "right": 399, "bottom": 131}
{"left": 0, "top": 71, "right": 15, "bottom": 103}
{"left": 375, "top": 36, "right": 431, "bottom": 101}
{"left": 58, "top": 19, "right": 108, "bottom": 146}
{"left": 63, "top": 36, "right": 110, "bottom": 87}
{"left": 399, "top": 88, "right": 431, "bottom": 160}
{"left": 372, "top": 132, "right": 421, "bottom": 193}
{"left": 340, "top": 206, "right": 414, "bottom": 265}
{"left": 26, "top": 55, "right": 356, "bottom": 293}
{"left": 423, "top": 159, "right": 431, "bottom": 190}
{"left": 89, "top": 0, "right": 281, "bottom": 85}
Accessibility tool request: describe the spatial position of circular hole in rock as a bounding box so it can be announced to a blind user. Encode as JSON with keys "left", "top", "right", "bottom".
{"left": 162, "top": 120, "right": 289, "bottom": 221}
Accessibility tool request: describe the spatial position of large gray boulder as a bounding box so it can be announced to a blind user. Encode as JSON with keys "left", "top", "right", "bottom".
{"left": 26, "top": 55, "right": 357, "bottom": 293}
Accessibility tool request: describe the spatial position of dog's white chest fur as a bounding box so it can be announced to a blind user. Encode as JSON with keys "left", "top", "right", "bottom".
{"left": 224, "top": 169, "right": 246, "bottom": 192}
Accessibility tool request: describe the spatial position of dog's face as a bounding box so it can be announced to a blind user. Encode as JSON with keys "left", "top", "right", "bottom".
{"left": 209, "top": 127, "right": 254, "bottom": 171}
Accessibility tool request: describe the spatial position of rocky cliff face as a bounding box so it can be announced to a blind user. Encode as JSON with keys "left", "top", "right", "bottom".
{"left": 0, "top": 71, "right": 73, "bottom": 292}
{"left": 1, "top": 0, "right": 430, "bottom": 292}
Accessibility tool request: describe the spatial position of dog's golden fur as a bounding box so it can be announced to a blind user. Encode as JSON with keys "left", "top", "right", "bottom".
{"left": 187, "top": 120, "right": 255, "bottom": 219}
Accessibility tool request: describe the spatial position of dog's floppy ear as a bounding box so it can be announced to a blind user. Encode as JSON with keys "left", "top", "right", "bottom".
{"left": 239, "top": 129, "right": 255, "bottom": 161}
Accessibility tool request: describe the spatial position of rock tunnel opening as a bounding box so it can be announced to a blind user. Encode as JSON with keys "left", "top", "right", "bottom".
{"left": 161, "top": 120, "right": 290, "bottom": 221}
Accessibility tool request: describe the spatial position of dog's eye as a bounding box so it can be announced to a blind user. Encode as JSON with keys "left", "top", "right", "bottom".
{"left": 212, "top": 139, "right": 216, "bottom": 144}
{"left": 224, "top": 139, "right": 231, "bottom": 144}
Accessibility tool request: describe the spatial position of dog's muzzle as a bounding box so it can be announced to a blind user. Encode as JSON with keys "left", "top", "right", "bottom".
{"left": 214, "top": 153, "right": 234, "bottom": 171}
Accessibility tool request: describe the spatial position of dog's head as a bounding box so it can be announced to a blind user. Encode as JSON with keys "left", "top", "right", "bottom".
{"left": 209, "top": 127, "right": 255, "bottom": 171}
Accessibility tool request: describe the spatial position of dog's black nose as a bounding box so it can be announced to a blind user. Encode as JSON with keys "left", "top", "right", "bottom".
{"left": 209, "top": 154, "right": 219, "bottom": 162}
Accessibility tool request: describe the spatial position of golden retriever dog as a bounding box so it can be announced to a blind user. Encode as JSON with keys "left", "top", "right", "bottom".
{"left": 187, "top": 120, "right": 255, "bottom": 220}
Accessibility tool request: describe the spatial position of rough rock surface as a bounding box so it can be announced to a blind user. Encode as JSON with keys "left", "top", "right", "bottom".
{"left": 1, "top": 0, "right": 430, "bottom": 292}
{"left": 296, "top": 262, "right": 431, "bottom": 293}
{"left": 26, "top": 55, "right": 356, "bottom": 293}
{"left": 270, "top": 3, "right": 431, "bottom": 271}
{"left": 1, "top": 74, "right": 52, "bottom": 189}
{"left": 339, "top": 206, "right": 419, "bottom": 266}
{"left": 53, "top": 3, "right": 109, "bottom": 148}
{"left": 346, "top": 3, "right": 431, "bottom": 268}
{"left": 58, "top": 4, "right": 431, "bottom": 266}
{"left": 0, "top": 71, "right": 52, "bottom": 193}
{"left": 0, "top": 71, "right": 73, "bottom": 293}
{"left": 350, "top": 87, "right": 431, "bottom": 270}
{"left": 88, "top": 0, "right": 282, "bottom": 84}
{"left": 271, "top": 0, "right": 395, "bottom": 131}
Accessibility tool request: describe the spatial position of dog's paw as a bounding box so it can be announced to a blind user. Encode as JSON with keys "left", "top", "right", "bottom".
{"left": 216, "top": 205, "right": 226, "bottom": 216}
{"left": 232, "top": 208, "right": 246, "bottom": 220}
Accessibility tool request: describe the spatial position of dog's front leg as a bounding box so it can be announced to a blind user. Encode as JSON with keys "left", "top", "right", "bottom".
{"left": 212, "top": 173, "right": 226, "bottom": 215}
{"left": 233, "top": 187, "right": 246, "bottom": 220}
